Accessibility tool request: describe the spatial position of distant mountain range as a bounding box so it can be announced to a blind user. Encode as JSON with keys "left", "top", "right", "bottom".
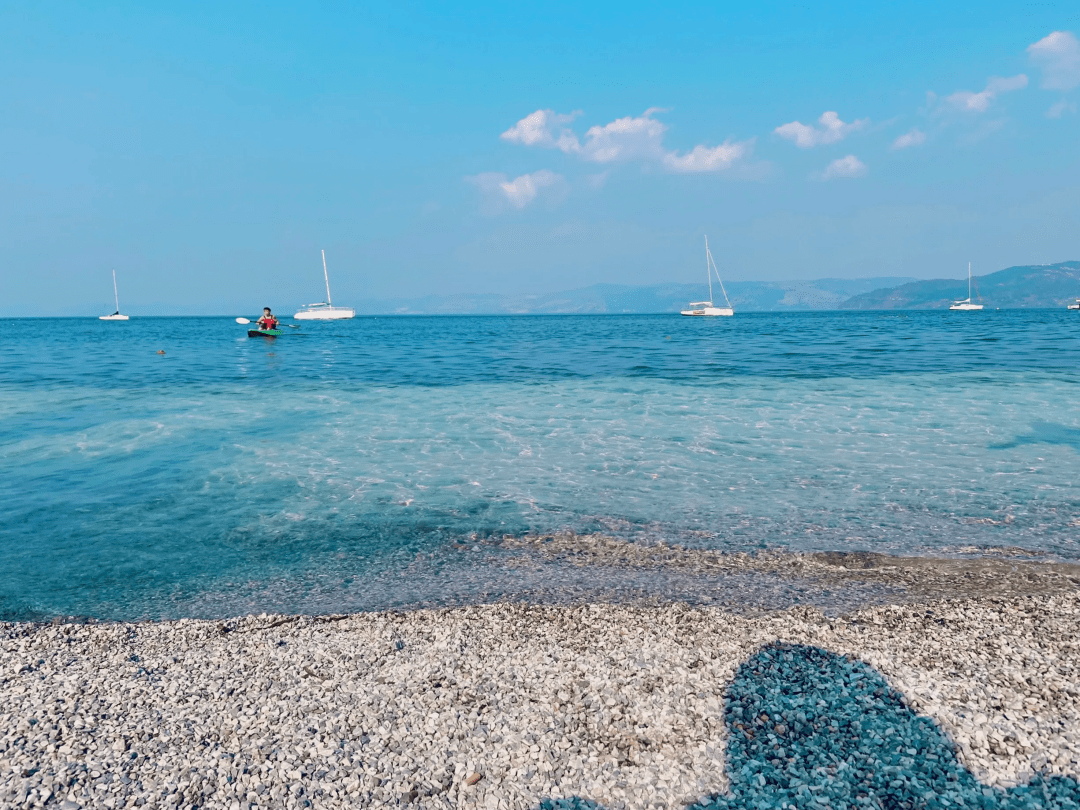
{"left": 354, "top": 261, "right": 1079, "bottom": 314}
{"left": 356, "top": 277, "right": 919, "bottom": 315}
{"left": 839, "top": 261, "right": 1080, "bottom": 310}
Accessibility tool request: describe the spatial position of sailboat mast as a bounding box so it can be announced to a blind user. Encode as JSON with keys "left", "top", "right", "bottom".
{"left": 705, "top": 235, "right": 713, "bottom": 304}
{"left": 711, "top": 250, "right": 732, "bottom": 309}
{"left": 322, "top": 250, "right": 332, "bottom": 306}
{"left": 112, "top": 270, "right": 119, "bottom": 312}
{"left": 968, "top": 261, "right": 972, "bottom": 300}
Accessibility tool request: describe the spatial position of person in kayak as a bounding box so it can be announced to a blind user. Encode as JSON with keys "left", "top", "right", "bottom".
{"left": 256, "top": 308, "right": 279, "bottom": 331}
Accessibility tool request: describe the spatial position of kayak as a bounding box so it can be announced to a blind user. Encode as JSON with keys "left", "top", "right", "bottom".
{"left": 248, "top": 329, "right": 282, "bottom": 338}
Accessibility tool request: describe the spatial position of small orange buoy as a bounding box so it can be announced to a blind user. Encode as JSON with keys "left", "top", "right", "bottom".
{"left": 156, "top": 350, "right": 166, "bottom": 355}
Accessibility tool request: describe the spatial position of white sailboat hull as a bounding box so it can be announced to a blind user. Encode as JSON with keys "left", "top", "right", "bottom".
{"left": 1068, "top": 300, "right": 1080, "bottom": 310}
{"left": 950, "top": 263, "right": 982, "bottom": 310}
{"left": 294, "top": 306, "right": 356, "bottom": 320}
{"left": 296, "top": 251, "right": 355, "bottom": 319}
{"left": 682, "top": 237, "right": 735, "bottom": 317}
{"left": 101, "top": 270, "right": 128, "bottom": 319}
{"left": 681, "top": 306, "right": 733, "bottom": 316}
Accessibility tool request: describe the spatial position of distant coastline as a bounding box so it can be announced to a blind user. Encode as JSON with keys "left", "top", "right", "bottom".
{"left": 7, "top": 261, "right": 1079, "bottom": 318}
{"left": 353, "top": 262, "right": 1079, "bottom": 314}
{"left": 342, "top": 261, "right": 1080, "bottom": 315}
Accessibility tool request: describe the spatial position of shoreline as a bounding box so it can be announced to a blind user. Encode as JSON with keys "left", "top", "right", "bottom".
{"left": 493, "top": 533, "right": 1080, "bottom": 611}
{"left": 3, "top": 584, "right": 1079, "bottom": 809}
{"left": 12, "top": 539, "right": 1080, "bottom": 626}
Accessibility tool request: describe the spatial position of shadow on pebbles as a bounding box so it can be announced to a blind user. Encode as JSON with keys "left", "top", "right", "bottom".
{"left": 2, "top": 536, "right": 1079, "bottom": 810}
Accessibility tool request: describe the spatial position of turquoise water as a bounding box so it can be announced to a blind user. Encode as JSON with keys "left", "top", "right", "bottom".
{"left": 2, "top": 312, "right": 1079, "bottom": 620}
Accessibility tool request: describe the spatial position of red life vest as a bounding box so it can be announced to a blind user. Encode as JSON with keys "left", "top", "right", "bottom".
{"left": 259, "top": 315, "right": 278, "bottom": 330}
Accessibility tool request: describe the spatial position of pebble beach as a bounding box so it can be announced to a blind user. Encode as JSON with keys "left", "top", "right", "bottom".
{"left": 3, "top": 543, "right": 1080, "bottom": 810}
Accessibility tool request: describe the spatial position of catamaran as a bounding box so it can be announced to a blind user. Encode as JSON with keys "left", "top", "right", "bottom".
{"left": 949, "top": 262, "right": 983, "bottom": 311}
{"left": 294, "top": 250, "right": 355, "bottom": 320}
{"left": 99, "top": 270, "right": 130, "bottom": 321}
{"left": 681, "top": 236, "right": 734, "bottom": 316}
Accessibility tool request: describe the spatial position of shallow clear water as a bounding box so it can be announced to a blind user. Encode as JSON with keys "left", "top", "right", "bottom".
{"left": 2, "top": 312, "right": 1079, "bottom": 620}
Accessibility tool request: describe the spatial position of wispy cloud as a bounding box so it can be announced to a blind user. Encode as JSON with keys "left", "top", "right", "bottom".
{"left": 500, "top": 109, "right": 581, "bottom": 152}
{"left": 813, "top": 155, "right": 867, "bottom": 181}
{"left": 574, "top": 109, "right": 669, "bottom": 163}
{"left": 662, "top": 140, "right": 753, "bottom": 173}
{"left": 944, "top": 75, "right": 1027, "bottom": 112}
{"left": 585, "top": 171, "right": 609, "bottom": 189}
{"left": 891, "top": 129, "right": 926, "bottom": 150}
{"left": 1028, "top": 31, "right": 1080, "bottom": 91}
{"left": 1047, "top": 99, "right": 1077, "bottom": 118}
{"left": 957, "top": 118, "right": 1006, "bottom": 145}
{"left": 466, "top": 170, "right": 563, "bottom": 210}
{"left": 774, "top": 111, "right": 869, "bottom": 148}
{"left": 501, "top": 108, "right": 755, "bottom": 174}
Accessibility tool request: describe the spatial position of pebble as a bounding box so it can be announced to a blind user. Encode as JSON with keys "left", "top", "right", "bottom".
{"left": 1, "top": 587, "right": 1078, "bottom": 808}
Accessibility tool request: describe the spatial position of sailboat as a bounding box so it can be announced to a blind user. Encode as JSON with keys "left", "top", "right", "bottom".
{"left": 949, "top": 262, "right": 983, "bottom": 311}
{"left": 681, "top": 236, "right": 734, "bottom": 316}
{"left": 99, "top": 270, "right": 130, "bottom": 321}
{"left": 1067, "top": 299, "right": 1080, "bottom": 311}
{"left": 294, "top": 250, "right": 355, "bottom": 320}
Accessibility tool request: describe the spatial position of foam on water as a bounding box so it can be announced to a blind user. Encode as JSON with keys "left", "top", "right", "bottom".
{"left": 2, "top": 313, "right": 1079, "bottom": 620}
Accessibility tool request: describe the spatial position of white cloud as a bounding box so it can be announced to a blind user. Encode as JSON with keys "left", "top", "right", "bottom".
{"left": 891, "top": 128, "right": 926, "bottom": 150}
{"left": 814, "top": 155, "right": 867, "bottom": 180}
{"left": 500, "top": 108, "right": 753, "bottom": 174}
{"left": 774, "top": 111, "right": 869, "bottom": 148}
{"left": 945, "top": 74, "right": 1028, "bottom": 112}
{"left": 662, "top": 139, "right": 754, "bottom": 173}
{"left": 500, "top": 109, "right": 580, "bottom": 152}
{"left": 466, "top": 169, "right": 563, "bottom": 210}
{"left": 1048, "top": 99, "right": 1077, "bottom": 118}
{"left": 1028, "top": 31, "right": 1080, "bottom": 91}
{"left": 575, "top": 108, "right": 668, "bottom": 163}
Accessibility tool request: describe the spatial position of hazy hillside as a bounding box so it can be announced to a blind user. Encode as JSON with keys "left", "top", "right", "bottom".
{"left": 840, "top": 262, "right": 1080, "bottom": 310}
{"left": 82, "top": 265, "right": 1079, "bottom": 316}
{"left": 354, "top": 277, "right": 918, "bottom": 315}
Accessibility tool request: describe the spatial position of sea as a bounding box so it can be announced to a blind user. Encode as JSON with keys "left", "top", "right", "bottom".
{"left": 2, "top": 311, "right": 1079, "bottom": 622}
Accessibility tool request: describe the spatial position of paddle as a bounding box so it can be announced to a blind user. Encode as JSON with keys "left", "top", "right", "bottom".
{"left": 236, "top": 317, "right": 299, "bottom": 328}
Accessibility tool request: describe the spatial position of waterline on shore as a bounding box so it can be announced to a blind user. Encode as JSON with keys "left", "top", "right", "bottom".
{"left": 127, "top": 535, "right": 1080, "bottom": 623}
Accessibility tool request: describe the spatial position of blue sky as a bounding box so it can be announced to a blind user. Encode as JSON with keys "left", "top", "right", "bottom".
{"left": 1, "top": 1, "right": 1078, "bottom": 314}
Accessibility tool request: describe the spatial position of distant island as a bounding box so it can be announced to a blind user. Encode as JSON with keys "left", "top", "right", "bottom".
{"left": 839, "top": 261, "right": 1080, "bottom": 310}
{"left": 355, "top": 261, "right": 1079, "bottom": 314}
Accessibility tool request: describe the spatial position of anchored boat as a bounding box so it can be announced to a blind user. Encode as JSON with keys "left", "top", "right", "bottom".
{"left": 949, "top": 263, "right": 983, "bottom": 311}
{"left": 99, "top": 270, "right": 130, "bottom": 321}
{"left": 294, "top": 250, "right": 355, "bottom": 320}
{"left": 681, "top": 236, "right": 733, "bottom": 317}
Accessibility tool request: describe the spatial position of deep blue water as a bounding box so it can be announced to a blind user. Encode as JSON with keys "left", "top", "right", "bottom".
{"left": 2, "top": 312, "right": 1079, "bottom": 620}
